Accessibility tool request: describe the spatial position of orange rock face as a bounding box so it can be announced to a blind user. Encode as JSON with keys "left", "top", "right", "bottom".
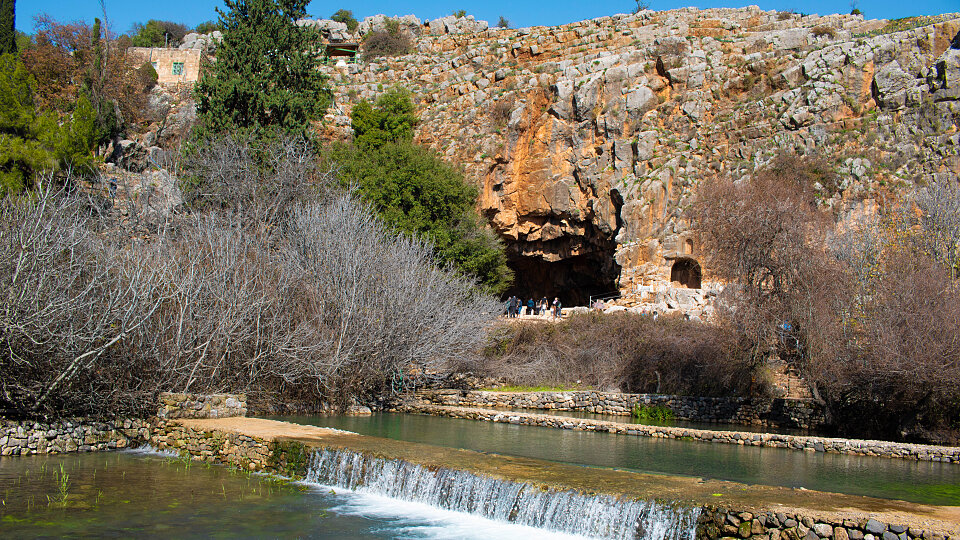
{"left": 320, "top": 9, "right": 960, "bottom": 304}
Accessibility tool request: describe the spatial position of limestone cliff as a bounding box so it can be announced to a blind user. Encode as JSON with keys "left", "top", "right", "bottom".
{"left": 320, "top": 10, "right": 960, "bottom": 304}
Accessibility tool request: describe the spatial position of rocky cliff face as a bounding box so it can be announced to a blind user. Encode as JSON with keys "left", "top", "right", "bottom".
{"left": 320, "top": 9, "right": 960, "bottom": 305}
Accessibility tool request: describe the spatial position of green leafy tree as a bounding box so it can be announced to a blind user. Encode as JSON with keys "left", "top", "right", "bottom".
{"left": 194, "top": 0, "right": 331, "bottom": 143}
{"left": 0, "top": 54, "right": 54, "bottom": 193}
{"left": 332, "top": 142, "right": 512, "bottom": 293}
{"left": 497, "top": 16, "right": 510, "bottom": 29}
{"left": 193, "top": 20, "right": 221, "bottom": 34}
{"left": 129, "top": 20, "right": 189, "bottom": 48}
{"left": 350, "top": 88, "right": 417, "bottom": 150}
{"left": 338, "top": 89, "right": 512, "bottom": 293}
{"left": 53, "top": 93, "right": 98, "bottom": 173}
{"left": 330, "top": 9, "right": 358, "bottom": 33}
{"left": 0, "top": 0, "right": 14, "bottom": 55}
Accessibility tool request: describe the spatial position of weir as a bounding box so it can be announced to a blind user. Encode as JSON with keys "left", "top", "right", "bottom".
{"left": 305, "top": 447, "right": 700, "bottom": 539}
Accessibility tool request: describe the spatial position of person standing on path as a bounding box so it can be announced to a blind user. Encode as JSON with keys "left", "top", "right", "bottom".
{"left": 551, "top": 297, "right": 562, "bottom": 320}
{"left": 527, "top": 298, "right": 535, "bottom": 317}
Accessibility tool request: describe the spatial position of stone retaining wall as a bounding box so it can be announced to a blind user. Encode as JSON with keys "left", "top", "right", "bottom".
{"left": 157, "top": 392, "right": 247, "bottom": 419}
{"left": 419, "top": 389, "right": 827, "bottom": 430}
{"left": 399, "top": 403, "right": 960, "bottom": 463}
{"left": 150, "top": 420, "right": 280, "bottom": 472}
{"left": 148, "top": 417, "right": 957, "bottom": 540}
{"left": 0, "top": 418, "right": 151, "bottom": 456}
{"left": 698, "top": 508, "right": 953, "bottom": 540}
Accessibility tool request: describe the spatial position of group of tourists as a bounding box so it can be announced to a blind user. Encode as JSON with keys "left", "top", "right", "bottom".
{"left": 504, "top": 295, "right": 562, "bottom": 319}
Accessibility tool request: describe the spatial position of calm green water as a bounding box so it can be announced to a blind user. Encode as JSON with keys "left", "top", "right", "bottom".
{"left": 0, "top": 450, "right": 586, "bottom": 539}
{"left": 272, "top": 413, "right": 960, "bottom": 506}
{"left": 492, "top": 406, "right": 817, "bottom": 436}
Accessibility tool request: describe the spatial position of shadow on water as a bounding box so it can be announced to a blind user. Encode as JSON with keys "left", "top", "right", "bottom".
{"left": 269, "top": 413, "right": 960, "bottom": 506}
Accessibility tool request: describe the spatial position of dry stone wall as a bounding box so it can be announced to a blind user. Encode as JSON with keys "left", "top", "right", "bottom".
{"left": 400, "top": 402, "right": 960, "bottom": 463}
{"left": 698, "top": 508, "right": 955, "bottom": 540}
{"left": 0, "top": 418, "right": 151, "bottom": 456}
{"left": 157, "top": 392, "right": 247, "bottom": 419}
{"left": 418, "top": 389, "right": 826, "bottom": 430}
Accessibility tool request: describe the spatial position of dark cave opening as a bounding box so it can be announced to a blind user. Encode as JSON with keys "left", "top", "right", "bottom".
{"left": 670, "top": 258, "right": 702, "bottom": 289}
{"left": 504, "top": 251, "right": 621, "bottom": 307}
{"left": 500, "top": 190, "right": 624, "bottom": 307}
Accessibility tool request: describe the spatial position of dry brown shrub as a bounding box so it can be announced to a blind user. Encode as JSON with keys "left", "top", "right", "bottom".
{"left": 812, "top": 26, "right": 837, "bottom": 38}
{"left": 491, "top": 97, "right": 515, "bottom": 127}
{"left": 478, "top": 312, "right": 756, "bottom": 397}
{"left": 362, "top": 20, "right": 412, "bottom": 59}
{"left": 690, "top": 155, "right": 960, "bottom": 443}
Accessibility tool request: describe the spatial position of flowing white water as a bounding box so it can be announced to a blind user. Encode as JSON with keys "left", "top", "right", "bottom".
{"left": 304, "top": 448, "right": 700, "bottom": 540}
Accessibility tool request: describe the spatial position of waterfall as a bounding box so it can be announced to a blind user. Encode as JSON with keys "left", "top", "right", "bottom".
{"left": 304, "top": 448, "right": 700, "bottom": 540}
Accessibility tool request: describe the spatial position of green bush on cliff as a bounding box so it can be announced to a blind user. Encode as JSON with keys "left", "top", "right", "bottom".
{"left": 0, "top": 54, "right": 99, "bottom": 192}
{"left": 332, "top": 88, "right": 512, "bottom": 294}
{"left": 329, "top": 141, "right": 512, "bottom": 294}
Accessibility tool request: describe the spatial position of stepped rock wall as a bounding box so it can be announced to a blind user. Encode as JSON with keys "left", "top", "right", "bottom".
{"left": 319, "top": 9, "right": 960, "bottom": 303}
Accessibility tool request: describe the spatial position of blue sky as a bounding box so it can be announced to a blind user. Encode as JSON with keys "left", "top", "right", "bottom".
{"left": 16, "top": 0, "right": 960, "bottom": 35}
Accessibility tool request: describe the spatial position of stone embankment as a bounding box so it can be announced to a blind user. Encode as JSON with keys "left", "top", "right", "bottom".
{"left": 419, "top": 389, "right": 826, "bottom": 430}
{"left": 157, "top": 392, "right": 248, "bottom": 419}
{"left": 698, "top": 508, "right": 955, "bottom": 540}
{"left": 398, "top": 402, "right": 960, "bottom": 463}
{"left": 2, "top": 395, "right": 956, "bottom": 538}
{"left": 138, "top": 415, "right": 960, "bottom": 539}
{"left": 0, "top": 418, "right": 151, "bottom": 456}
{"left": 0, "top": 392, "right": 246, "bottom": 456}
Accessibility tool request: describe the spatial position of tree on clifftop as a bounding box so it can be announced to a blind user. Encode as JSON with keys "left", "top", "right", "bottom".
{"left": 193, "top": 0, "right": 330, "bottom": 143}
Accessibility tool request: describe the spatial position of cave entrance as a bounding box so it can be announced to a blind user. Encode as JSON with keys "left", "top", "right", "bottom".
{"left": 505, "top": 253, "right": 620, "bottom": 307}
{"left": 670, "top": 258, "right": 702, "bottom": 289}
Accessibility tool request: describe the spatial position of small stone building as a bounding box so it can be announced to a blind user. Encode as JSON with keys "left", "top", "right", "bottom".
{"left": 127, "top": 48, "right": 202, "bottom": 86}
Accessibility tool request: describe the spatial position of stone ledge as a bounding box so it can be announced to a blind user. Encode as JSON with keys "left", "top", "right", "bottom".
{"left": 399, "top": 402, "right": 960, "bottom": 463}
{"left": 0, "top": 418, "right": 151, "bottom": 456}
{"left": 418, "top": 389, "right": 827, "bottom": 430}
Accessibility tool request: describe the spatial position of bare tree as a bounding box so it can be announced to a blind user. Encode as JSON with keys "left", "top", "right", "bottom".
{"left": 0, "top": 183, "right": 170, "bottom": 417}
{"left": 913, "top": 181, "right": 960, "bottom": 279}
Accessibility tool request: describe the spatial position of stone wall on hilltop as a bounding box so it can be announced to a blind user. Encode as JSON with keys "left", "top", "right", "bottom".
{"left": 321, "top": 9, "right": 960, "bottom": 305}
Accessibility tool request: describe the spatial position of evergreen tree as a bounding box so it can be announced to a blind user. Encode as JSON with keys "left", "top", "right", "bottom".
{"left": 0, "top": 0, "right": 15, "bottom": 55}
{"left": 0, "top": 54, "right": 53, "bottom": 193}
{"left": 330, "top": 9, "right": 358, "bottom": 33}
{"left": 193, "top": 0, "right": 331, "bottom": 143}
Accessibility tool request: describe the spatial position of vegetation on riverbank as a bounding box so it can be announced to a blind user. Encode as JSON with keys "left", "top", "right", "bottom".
{"left": 690, "top": 155, "right": 960, "bottom": 444}
{"left": 476, "top": 311, "right": 758, "bottom": 398}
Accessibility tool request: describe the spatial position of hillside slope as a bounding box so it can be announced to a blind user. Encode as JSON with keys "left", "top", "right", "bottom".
{"left": 321, "top": 9, "right": 960, "bottom": 304}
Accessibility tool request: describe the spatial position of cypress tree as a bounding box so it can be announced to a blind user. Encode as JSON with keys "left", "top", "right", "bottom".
{"left": 0, "top": 0, "right": 15, "bottom": 55}
{"left": 193, "top": 0, "right": 330, "bottom": 143}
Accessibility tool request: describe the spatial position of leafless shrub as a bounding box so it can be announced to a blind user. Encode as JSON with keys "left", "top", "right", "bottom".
{"left": 0, "top": 184, "right": 170, "bottom": 418}
{"left": 491, "top": 98, "right": 515, "bottom": 128}
{"left": 811, "top": 26, "right": 837, "bottom": 38}
{"left": 281, "top": 194, "right": 500, "bottom": 402}
{"left": 1, "top": 137, "right": 501, "bottom": 418}
{"left": 362, "top": 20, "right": 413, "bottom": 59}
{"left": 478, "top": 312, "right": 754, "bottom": 396}
{"left": 183, "top": 135, "right": 330, "bottom": 227}
{"left": 690, "top": 156, "right": 960, "bottom": 442}
{"left": 913, "top": 181, "right": 960, "bottom": 279}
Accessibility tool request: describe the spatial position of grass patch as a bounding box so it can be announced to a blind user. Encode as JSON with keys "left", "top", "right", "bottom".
{"left": 631, "top": 404, "right": 676, "bottom": 423}
{"left": 481, "top": 384, "right": 593, "bottom": 392}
